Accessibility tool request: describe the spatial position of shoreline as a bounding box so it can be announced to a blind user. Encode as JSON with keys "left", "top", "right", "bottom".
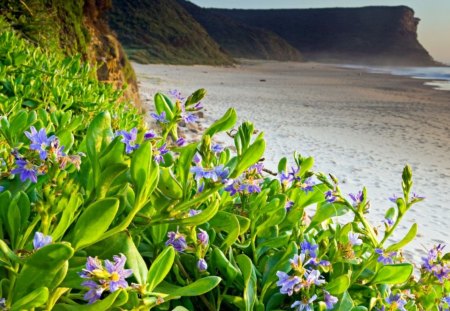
{"left": 134, "top": 60, "right": 450, "bottom": 263}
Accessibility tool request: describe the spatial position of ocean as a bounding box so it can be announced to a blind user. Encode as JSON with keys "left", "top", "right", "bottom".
{"left": 343, "top": 65, "right": 450, "bottom": 91}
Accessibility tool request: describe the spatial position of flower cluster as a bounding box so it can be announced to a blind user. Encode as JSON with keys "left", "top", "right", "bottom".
{"left": 279, "top": 166, "right": 315, "bottom": 193}
{"left": 10, "top": 127, "right": 82, "bottom": 183}
{"left": 165, "top": 228, "right": 210, "bottom": 273}
{"left": 276, "top": 241, "right": 338, "bottom": 310}
{"left": 116, "top": 128, "right": 139, "bottom": 154}
{"left": 421, "top": 244, "right": 449, "bottom": 283}
{"left": 79, "top": 254, "right": 133, "bottom": 304}
{"left": 225, "top": 163, "right": 264, "bottom": 195}
{"left": 375, "top": 248, "right": 398, "bottom": 265}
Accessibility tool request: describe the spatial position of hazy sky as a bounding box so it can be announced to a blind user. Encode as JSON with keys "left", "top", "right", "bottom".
{"left": 190, "top": 1, "right": 450, "bottom": 63}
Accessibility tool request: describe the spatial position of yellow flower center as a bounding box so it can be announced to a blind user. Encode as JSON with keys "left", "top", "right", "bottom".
{"left": 111, "top": 272, "right": 120, "bottom": 282}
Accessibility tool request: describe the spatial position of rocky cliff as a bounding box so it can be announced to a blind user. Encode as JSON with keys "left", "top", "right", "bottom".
{"left": 177, "top": 0, "right": 303, "bottom": 62}
{"left": 210, "top": 6, "right": 436, "bottom": 66}
{"left": 106, "top": 0, "right": 234, "bottom": 65}
{"left": 0, "top": 0, "right": 140, "bottom": 106}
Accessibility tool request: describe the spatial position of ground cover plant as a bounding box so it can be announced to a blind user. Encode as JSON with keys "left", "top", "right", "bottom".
{"left": 0, "top": 23, "right": 449, "bottom": 311}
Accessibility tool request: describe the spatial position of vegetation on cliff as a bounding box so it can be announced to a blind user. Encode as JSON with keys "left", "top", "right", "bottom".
{"left": 0, "top": 0, "right": 140, "bottom": 105}
{"left": 107, "top": 0, "right": 234, "bottom": 65}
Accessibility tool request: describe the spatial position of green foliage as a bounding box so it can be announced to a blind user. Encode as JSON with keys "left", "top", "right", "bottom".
{"left": 0, "top": 21, "right": 448, "bottom": 311}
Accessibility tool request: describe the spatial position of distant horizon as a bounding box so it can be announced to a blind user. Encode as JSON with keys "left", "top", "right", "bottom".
{"left": 189, "top": 0, "right": 450, "bottom": 64}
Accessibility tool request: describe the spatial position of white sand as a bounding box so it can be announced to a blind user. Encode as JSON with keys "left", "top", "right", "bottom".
{"left": 134, "top": 60, "right": 450, "bottom": 263}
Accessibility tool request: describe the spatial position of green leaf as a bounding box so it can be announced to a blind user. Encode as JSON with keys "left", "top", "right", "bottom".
{"left": 147, "top": 246, "right": 175, "bottom": 292}
{"left": 184, "top": 88, "right": 206, "bottom": 107}
{"left": 158, "top": 167, "right": 183, "bottom": 200}
{"left": 333, "top": 291, "right": 354, "bottom": 311}
{"left": 307, "top": 201, "right": 349, "bottom": 230}
{"left": 71, "top": 198, "right": 119, "bottom": 249}
{"left": 386, "top": 223, "right": 417, "bottom": 251}
{"left": 212, "top": 247, "right": 239, "bottom": 285}
{"left": 160, "top": 276, "right": 221, "bottom": 299}
{"left": 154, "top": 93, "right": 174, "bottom": 120}
{"left": 255, "top": 206, "right": 286, "bottom": 237}
{"left": 204, "top": 108, "right": 237, "bottom": 138}
{"left": 236, "top": 254, "right": 258, "bottom": 311}
{"left": 277, "top": 157, "right": 287, "bottom": 173}
{"left": 261, "top": 242, "right": 298, "bottom": 287}
{"left": 51, "top": 193, "right": 83, "bottom": 241}
{"left": 160, "top": 199, "right": 219, "bottom": 226}
{"left": 325, "top": 274, "right": 350, "bottom": 295}
{"left": 231, "top": 136, "right": 265, "bottom": 178}
{"left": 53, "top": 289, "right": 127, "bottom": 311}
{"left": 97, "top": 163, "right": 128, "bottom": 199}
{"left": 209, "top": 211, "right": 240, "bottom": 249}
{"left": 11, "top": 287, "right": 49, "bottom": 311}
{"left": 13, "top": 243, "right": 73, "bottom": 301}
{"left": 371, "top": 264, "right": 413, "bottom": 284}
{"left": 131, "top": 141, "right": 156, "bottom": 203}
{"left": 57, "top": 129, "right": 74, "bottom": 153}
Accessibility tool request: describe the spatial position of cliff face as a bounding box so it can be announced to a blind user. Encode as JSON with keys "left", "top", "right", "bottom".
{"left": 209, "top": 6, "right": 437, "bottom": 66}
{"left": 178, "top": 0, "right": 303, "bottom": 62}
{"left": 106, "top": 0, "right": 234, "bottom": 65}
{"left": 0, "top": 0, "right": 140, "bottom": 106}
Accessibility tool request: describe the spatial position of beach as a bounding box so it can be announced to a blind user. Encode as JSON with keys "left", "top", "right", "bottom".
{"left": 134, "top": 60, "right": 450, "bottom": 263}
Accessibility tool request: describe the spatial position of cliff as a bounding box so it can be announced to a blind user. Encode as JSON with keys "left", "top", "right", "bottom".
{"left": 0, "top": 0, "right": 140, "bottom": 106}
{"left": 106, "top": 0, "right": 234, "bottom": 65}
{"left": 177, "top": 0, "right": 303, "bottom": 62}
{"left": 208, "top": 6, "right": 437, "bottom": 66}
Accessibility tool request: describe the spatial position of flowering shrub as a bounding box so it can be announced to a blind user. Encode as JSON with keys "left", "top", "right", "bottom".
{"left": 0, "top": 25, "right": 449, "bottom": 310}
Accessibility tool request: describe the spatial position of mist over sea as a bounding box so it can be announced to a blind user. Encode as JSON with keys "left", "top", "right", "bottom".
{"left": 343, "top": 65, "right": 450, "bottom": 91}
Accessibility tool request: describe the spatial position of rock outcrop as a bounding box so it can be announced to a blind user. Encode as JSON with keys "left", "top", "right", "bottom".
{"left": 106, "top": 0, "right": 234, "bottom": 65}
{"left": 209, "top": 6, "right": 437, "bottom": 66}
{"left": 177, "top": 0, "right": 303, "bottom": 62}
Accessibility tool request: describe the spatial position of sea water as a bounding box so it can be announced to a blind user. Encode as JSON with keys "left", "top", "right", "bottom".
{"left": 343, "top": 65, "right": 450, "bottom": 91}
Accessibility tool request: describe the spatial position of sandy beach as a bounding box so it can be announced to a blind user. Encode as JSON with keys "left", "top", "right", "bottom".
{"left": 134, "top": 60, "right": 450, "bottom": 263}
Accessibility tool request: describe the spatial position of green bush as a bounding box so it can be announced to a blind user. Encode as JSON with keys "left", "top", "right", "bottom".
{"left": 0, "top": 24, "right": 449, "bottom": 311}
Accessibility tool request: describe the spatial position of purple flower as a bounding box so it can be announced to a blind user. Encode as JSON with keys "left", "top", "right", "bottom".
{"left": 104, "top": 254, "right": 133, "bottom": 292}
{"left": 280, "top": 171, "right": 293, "bottom": 186}
{"left": 11, "top": 159, "right": 38, "bottom": 183}
{"left": 197, "top": 258, "right": 208, "bottom": 272}
{"left": 285, "top": 200, "right": 294, "bottom": 212}
{"left": 193, "top": 152, "right": 202, "bottom": 164}
{"left": 25, "top": 126, "right": 56, "bottom": 160}
{"left": 0, "top": 298, "right": 5, "bottom": 308}
{"left": 299, "top": 178, "right": 315, "bottom": 193}
{"left": 224, "top": 179, "right": 240, "bottom": 196}
{"left": 238, "top": 178, "right": 262, "bottom": 194}
{"left": 324, "top": 190, "right": 337, "bottom": 203}
{"left": 197, "top": 229, "right": 209, "bottom": 246}
{"left": 289, "top": 254, "right": 310, "bottom": 274}
{"left": 384, "top": 217, "right": 394, "bottom": 227}
{"left": 276, "top": 271, "right": 301, "bottom": 296}
{"left": 411, "top": 193, "right": 425, "bottom": 201}
{"left": 168, "top": 89, "right": 184, "bottom": 101}
{"left": 248, "top": 162, "right": 264, "bottom": 175}
{"left": 375, "top": 248, "right": 397, "bottom": 264}
{"left": 151, "top": 111, "right": 168, "bottom": 123}
{"left": 176, "top": 137, "right": 186, "bottom": 146}
{"left": 154, "top": 144, "right": 168, "bottom": 163}
{"left": 442, "top": 295, "right": 450, "bottom": 305}
{"left": 79, "top": 256, "right": 104, "bottom": 279}
{"left": 190, "top": 165, "right": 229, "bottom": 183}
{"left": 385, "top": 293, "right": 407, "bottom": 311}
{"left": 82, "top": 280, "right": 105, "bottom": 304}
{"left": 0, "top": 186, "right": 4, "bottom": 192}
{"left": 166, "top": 231, "right": 187, "bottom": 252}
{"left": 193, "top": 102, "right": 203, "bottom": 110}
{"left": 49, "top": 138, "right": 65, "bottom": 160}
{"left": 188, "top": 209, "right": 201, "bottom": 217}
{"left": 211, "top": 144, "right": 223, "bottom": 154}
{"left": 348, "top": 232, "right": 363, "bottom": 246}
{"left": 305, "top": 269, "right": 325, "bottom": 287}
{"left": 182, "top": 113, "right": 197, "bottom": 124}
{"left": 33, "top": 232, "right": 52, "bottom": 250}
{"left": 349, "top": 191, "right": 364, "bottom": 206}
{"left": 116, "top": 128, "right": 139, "bottom": 154}
{"left": 144, "top": 130, "right": 156, "bottom": 140}
{"left": 291, "top": 294, "right": 317, "bottom": 311}
{"left": 389, "top": 194, "right": 399, "bottom": 203}
{"left": 324, "top": 290, "right": 338, "bottom": 309}
{"left": 300, "top": 240, "right": 318, "bottom": 258}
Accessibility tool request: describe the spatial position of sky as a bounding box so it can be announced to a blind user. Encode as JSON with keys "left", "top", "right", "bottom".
{"left": 190, "top": 1, "right": 450, "bottom": 64}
